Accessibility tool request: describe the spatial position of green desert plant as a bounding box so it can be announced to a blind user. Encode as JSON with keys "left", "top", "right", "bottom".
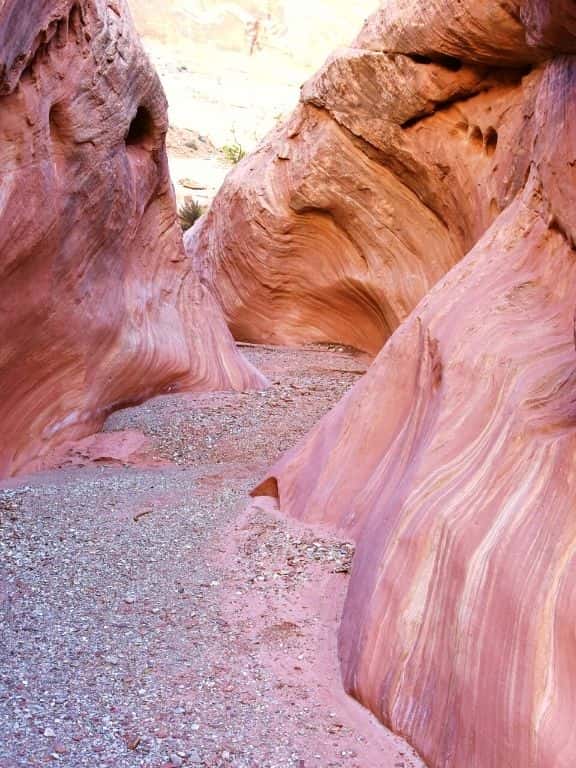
{"left": 178, "top": 198, "right": 206, "bottom": 232}
{"left": 221, "top": 139, "right": 247, "bottom": 165}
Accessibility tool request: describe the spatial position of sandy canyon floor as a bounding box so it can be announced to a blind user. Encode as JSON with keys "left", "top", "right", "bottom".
{"left": 0, "top": 346, "right": 425, "bottom": 768}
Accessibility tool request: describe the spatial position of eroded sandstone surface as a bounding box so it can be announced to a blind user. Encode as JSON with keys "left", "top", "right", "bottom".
{"left": 0, "top": 0, "right": 264, "bottom": 478}
{"left": 235, "top": 2, "right": 576, "bottom": 767}
{"left": 184, "top": 0, "right": 576, "bottom": 765}
{"left": 186, "top": 0, "right": 575, "bottom": 356}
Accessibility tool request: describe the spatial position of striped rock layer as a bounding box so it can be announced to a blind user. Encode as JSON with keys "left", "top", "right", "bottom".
{"left": 0, "top": 0, "right": 265, "bottom": 478}
{"left": 186, "top": 1, "right": 576, "bottom": 356}
{"left": 229, "top": 1, "right": 576, "bottom": 767}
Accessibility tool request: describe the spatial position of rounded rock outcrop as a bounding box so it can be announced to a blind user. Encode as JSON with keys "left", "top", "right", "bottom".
{"left": 0, "top": 0, "right": 265, "bottom": 478}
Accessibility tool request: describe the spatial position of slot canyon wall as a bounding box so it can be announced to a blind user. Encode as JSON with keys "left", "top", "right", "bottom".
{"left": 0, "top": 0, "right": 265, "bottom": 479}
{"left": 193, "top": 0, "right": 576, "bottom": 766}
{"left": 185, "top": 0, "right": 575, "bottom": 355}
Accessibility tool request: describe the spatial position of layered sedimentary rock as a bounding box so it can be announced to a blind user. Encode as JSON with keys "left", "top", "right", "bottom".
{"left": 186, "top": 0, "right": 571, "bottom": 353}
{"left": 0, "top": 0, "right": 264, "bottom": 478}
{"left": 246, "top": 2, "right": 576, "bottom": 767}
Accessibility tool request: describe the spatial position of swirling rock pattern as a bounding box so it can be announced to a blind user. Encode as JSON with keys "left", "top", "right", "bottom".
{"left": 185, "top": 1, "right": 572, "bottom": 354}
{"left": 245, "top": 2, "right": 576, "bottom": 767}
{"left": 0, "top": 0, "right": 265, "bottom": 478}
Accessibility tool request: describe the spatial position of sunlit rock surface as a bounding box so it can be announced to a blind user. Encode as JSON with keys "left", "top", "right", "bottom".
{"left": 241, "top": 1, "right": 576, "bottom": 767}
{"left": 187, "top": 2, "right": 576, "bottom": 354}
{"left": 0, "top": 0, "right": 265, "bottom": 478}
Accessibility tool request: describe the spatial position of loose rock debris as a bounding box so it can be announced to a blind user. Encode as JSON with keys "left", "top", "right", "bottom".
{"left": 0, "top": 347, "right": 425, "bottom": 768}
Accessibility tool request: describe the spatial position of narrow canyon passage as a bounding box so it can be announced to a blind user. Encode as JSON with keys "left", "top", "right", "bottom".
{"left": 0, "top": 346, "right": 425, "bottom": 768}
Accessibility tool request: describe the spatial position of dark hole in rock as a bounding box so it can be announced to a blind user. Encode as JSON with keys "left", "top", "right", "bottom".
{"left": 485, "top": 127, "right": 498, "bottom": 156}
{"left": 126, "top": 106, "right": 154, "bottom": 147}
{"left": 410, "top": 54, "right": 433, "bottom": 64}
{"left": 49, "top": 102, "right": 67, "bottom": 143}
{"left": 469, "top": 125, "right": 484, "bottom": 149}
{"left": 402, "top": 113, "right": 423, "bottom": 129}
{"left": 436, "top": 55, "right": 463, "bottom": 71}
{"left": 410, "top": 53, "right": 463, "bottom": 71}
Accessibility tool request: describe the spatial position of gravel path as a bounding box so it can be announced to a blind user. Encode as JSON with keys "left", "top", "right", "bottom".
{"left": 0, "top": 347, "right": 426, "bottom": 768}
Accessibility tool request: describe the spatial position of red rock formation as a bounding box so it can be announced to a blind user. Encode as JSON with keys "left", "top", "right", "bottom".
{"left": 186, "top": 1, "right": 573, "bottom": 354}
{"left": 0, "top": 0, "right": 265, "bottom": 478}
{"left": 247, "top": 3, "right": 576, "bottom": 767}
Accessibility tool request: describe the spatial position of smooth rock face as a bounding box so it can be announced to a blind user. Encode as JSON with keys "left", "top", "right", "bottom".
{"left": 238, "top": 2, "right": 576, "bottom": 767}
{"left": 0, "top": 0, "right": 265, "bottom": 478}
{"left": 184, "top": 0, "right": 555, "bottom": 353}
{"left": 185, "top": 0, "right": 573, "bottom": 355}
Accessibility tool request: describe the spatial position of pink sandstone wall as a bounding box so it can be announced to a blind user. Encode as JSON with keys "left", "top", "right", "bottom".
{"left": 0, "top": 0, "right": 265, "bottom": 478}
